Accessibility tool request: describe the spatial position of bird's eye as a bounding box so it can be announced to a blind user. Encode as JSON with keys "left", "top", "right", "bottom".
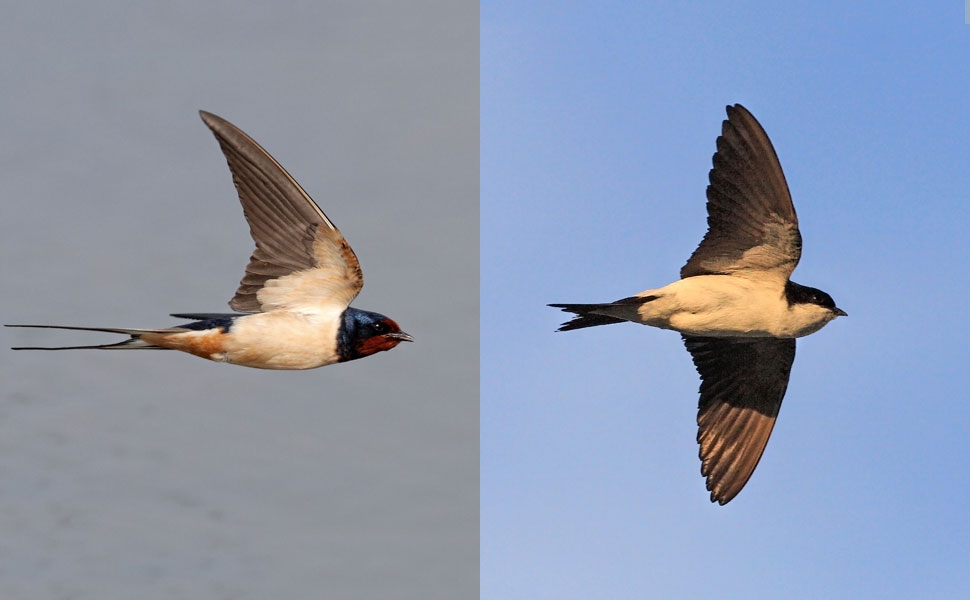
{"left": 372, "top": 322, "right": 387, "bottom": 334}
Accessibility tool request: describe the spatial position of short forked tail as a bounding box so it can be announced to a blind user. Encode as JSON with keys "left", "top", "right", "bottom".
{"left": 5, "top": 324, "right": 167, "bottom": 350}
{"left": 549, "top": 295, "right": 657, "bottom": 332}
{"left": 548, "top": 304, "right": 627, "bottom": 331}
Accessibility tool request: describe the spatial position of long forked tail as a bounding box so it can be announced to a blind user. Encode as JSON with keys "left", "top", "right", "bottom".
{"left": 549, "top": 295, "right": 657, "bottom": 332}
{"left": 5, "top": 324, "right": 170, "bottom": 350}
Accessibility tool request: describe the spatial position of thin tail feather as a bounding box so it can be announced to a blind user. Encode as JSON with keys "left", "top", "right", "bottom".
{"left": 11, "top": 340, "right": 162, "bottom": 351}
{"left": 5, "top": 324, "right": 174, "bottom": 350}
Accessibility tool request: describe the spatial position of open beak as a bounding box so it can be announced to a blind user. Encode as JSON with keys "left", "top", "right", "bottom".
{"left": 386, "top": 331, "right": 414, "bottom": 342}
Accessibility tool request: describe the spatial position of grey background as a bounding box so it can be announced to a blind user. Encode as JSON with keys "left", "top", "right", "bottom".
{"left": 1, "top": 2, "right": 478, "bottom": 599}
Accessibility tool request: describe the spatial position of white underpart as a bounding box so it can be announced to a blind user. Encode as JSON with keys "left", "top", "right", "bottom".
{"left": 597, "top": 275, "right": 838, "bottom": 338}
{"left": 219, "top": 306, "right": 346, "bottom": 369}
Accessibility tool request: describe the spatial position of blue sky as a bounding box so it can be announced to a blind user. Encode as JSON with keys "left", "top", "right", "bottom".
{"left": 482, "top": 3, "right": 970, "bottom": 598}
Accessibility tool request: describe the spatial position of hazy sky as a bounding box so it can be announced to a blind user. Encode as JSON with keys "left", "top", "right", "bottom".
{"left": 483, "top": 2, "right": 970, "bottom": 598}
{"left": 1, "top": 3, "right": 477, "bottom": 599}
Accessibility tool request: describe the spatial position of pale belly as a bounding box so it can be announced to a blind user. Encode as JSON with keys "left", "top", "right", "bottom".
{"left": 220, "top": 310, "right": 343, "bottom": 369}
{"left": 605, "top": 276, "right": 819, "bottom": 338}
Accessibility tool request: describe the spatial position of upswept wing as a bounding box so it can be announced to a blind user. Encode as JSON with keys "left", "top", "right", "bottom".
{"left": 682, "top": 335, "right": 796, "bottom": 505}
{"left": 681, "top": 104, "right": 801, "bottom": 282}
{"left": 200, "top": 111, "right": 363, "bottom": 313}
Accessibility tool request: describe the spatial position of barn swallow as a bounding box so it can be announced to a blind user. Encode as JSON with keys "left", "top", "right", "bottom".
{"left": 7, "top": 111, "right": 412, "bottom": 370}
{"left": 550, "top": 104, "right": 845, "bottom": 504}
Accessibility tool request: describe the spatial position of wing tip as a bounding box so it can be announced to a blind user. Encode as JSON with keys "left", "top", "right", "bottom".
{"left": 198, "top": 109, "right": 221, "bottom": 126}
{"left": 725, "top": 103, "right": 752, "bottom": 120}
{"left": 705, "top": 469, "right": 743, "bottom": 505}
{"left": 199, "top": 110, "right": 240, "bottom": 140}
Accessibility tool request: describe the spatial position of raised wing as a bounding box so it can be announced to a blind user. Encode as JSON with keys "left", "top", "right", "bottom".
{"left": 200, "top": 111, "right": 363, "bottom": 313}
{"left": 681, "top": 104, "right": 801, "bottom": 282}
{"left": 682, "top": 335, "right": 795, "bottom": 505}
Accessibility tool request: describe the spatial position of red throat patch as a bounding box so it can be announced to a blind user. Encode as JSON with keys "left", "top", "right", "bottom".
{"left": 355, "top": 334, "right": 404, "bottom": 358}
{"left": 353, "top": 318, "right": 406, "bottom": 358}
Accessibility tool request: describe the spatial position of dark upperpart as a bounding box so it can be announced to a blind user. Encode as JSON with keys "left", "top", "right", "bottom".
{"left": 172, "top": 314, "right": 239, "bottom": 332}
{"left": 337, "top": 307, "right": 413, "bottom": 362}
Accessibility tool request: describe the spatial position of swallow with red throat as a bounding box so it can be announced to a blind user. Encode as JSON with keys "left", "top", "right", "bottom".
{"left": 7, "top": 111, "right": 412, "bottom": 369}
{"left": 550, "top": 105, "right": 845, "bottom": 504}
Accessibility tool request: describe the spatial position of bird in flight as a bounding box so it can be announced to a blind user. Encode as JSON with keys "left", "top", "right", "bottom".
{"left": 550, "top": 104, "right": 845, "bottom": 504}
{"left": 8, "top": 111, "right": 412, "bottom": 369}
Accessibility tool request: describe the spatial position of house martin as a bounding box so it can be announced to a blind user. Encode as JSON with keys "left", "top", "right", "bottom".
{"left": 551, "top": 104, "right": 845, "bottom": 504}
{"left": 8, "top": 111, "right": 412, "bottom": 369}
